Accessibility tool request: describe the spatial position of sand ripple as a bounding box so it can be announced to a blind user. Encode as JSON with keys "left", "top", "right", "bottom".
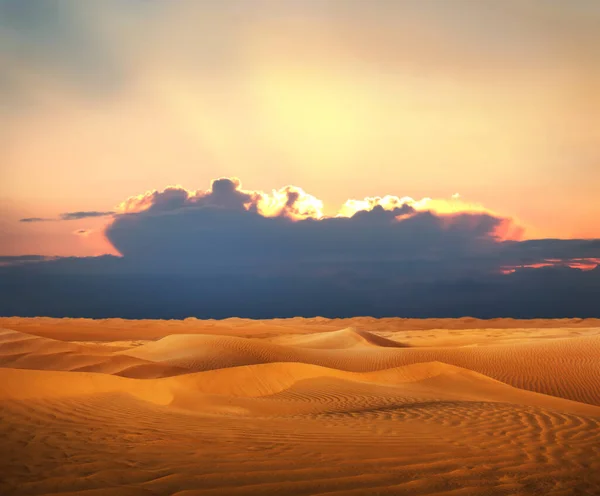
{"left": 1, "top": 318, "right": 599, "bottom": 495}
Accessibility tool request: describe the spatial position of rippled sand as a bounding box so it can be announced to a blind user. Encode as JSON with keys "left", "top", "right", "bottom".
{"left": 1, "top": 317, "right": 599, "bottom": 495}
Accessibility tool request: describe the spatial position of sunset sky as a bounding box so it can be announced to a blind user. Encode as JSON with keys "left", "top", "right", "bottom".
{"left": 1, "top": 1, "right": 600, "bottom": 319}
{"left": 2, "top": 0, "right": 599, "bottom": 257}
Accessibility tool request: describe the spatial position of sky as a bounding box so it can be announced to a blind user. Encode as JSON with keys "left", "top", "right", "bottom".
{"left": 1, "top": 0, "right": 600, "bottom": 318}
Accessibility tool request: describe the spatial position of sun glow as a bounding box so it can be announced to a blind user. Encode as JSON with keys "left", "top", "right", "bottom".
{"left": 255, "top": 186, "right": 324, "bottom": 220}
{"left": 338, "top": 194, "right": 491, "bottom": 217}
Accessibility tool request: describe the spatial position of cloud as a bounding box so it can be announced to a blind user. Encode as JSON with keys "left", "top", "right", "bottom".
{"left": 60, "top": 211, "right": 114, "bottom": 221}
{"left": 104, "top": 178, "right": 518, "bottom": 275}
{"left": 19, "top": 212, "right": 113, "bottom": 223}
{"left": 2, "top": 255, "right": 600, "bottom": 319}
{"left": 5, "top": 178, "right": 600, "bottom": 318}
{"left": 73, "top": 229, "right": 92, "bottom": 237}
{"left": 19, "top": 217, "right": 53, "bottom": 223}
{"left": 115, "top": 178, "right": 324, "bottom": 220}
{"left": 116, "top": 178, "right": 256, "bottom": 214}
{"left": 0, "top": 254, "right": 50, "bottom": 263}
{"left": 0, "top": 254, "right": 55, "bottom": 267}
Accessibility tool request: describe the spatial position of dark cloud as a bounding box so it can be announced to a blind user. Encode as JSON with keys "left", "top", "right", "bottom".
{"left": 106, "top": 206, "right": 506, "bottom": 276}
{"left": 0, "top": 255, "right": 54, "bottom": 267}
{"left": 500, "top": 238, "right": 600, "bottom": 264}
{"left": 5, "top": 178, "right": 600, "bottom": 318}
{"left": 0, "top": 254, "right": 50, "bottom": 263}
{"left": 2, "top": 258, "right": 599, "bottom": 319}
{"left": 118, "top": 179, "right": 257, "bottom": 215}
{"left": 59, "top": 211, "right": 114, "bottom": 221}
{"left": 104, "top": 179, "right": 522, "bottom": 278}
{"left": 18, "top": 212, "right": 113, "bottom": 223}
{"left": 19, "top": 217, "right": 53, "bottom": 223}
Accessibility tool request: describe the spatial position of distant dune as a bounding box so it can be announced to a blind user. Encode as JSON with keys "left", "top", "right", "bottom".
{"left": 0, "top": 329, "right": 188, "bottom": 378}
{"left": 267, "top": 327, "right": 411, "bottom": 349}
{"left": 115, "top": 327, "right": 600, "bottom": 406}
{"left": 1, "top": 317, "right": 599, "bottom": 495}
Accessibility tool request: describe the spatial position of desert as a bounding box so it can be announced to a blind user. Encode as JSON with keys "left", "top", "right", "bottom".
{"left": 4, "top": 1, "right": 600, "bottom": 495}
{"left": 1, "top": 316, "right": 599, "bottom": 496}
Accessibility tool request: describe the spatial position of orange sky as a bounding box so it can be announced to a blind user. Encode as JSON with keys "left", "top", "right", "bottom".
{"left": 1, "top": 1, "right": 599, "bottom": 256}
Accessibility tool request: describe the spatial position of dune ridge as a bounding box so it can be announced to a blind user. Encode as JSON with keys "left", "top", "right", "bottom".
{"left": 118, "top": 330, "right": 600, "bottom": 406}
{"left": 266, "top": 327, "right": 411, "bottom": 349}
{"left": 0, "top": 329, "right": 187, "bottom": 378}
{"left": 3, "top": 360, "right": 598, "bottom": 418}
{"left": 2, "top": 316, "right": 599, "bottom": 341}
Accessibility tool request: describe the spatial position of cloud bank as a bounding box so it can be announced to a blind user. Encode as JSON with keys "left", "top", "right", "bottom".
{"left": 5, "top": 178, "right": 600, "bottom": 318}
{"left": 105, "top": 178, "right": 520, "bottom": 277}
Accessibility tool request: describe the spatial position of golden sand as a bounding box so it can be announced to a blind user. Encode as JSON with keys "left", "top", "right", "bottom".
{"left": 1, "top": 317, "right": 599, "bottom": 495}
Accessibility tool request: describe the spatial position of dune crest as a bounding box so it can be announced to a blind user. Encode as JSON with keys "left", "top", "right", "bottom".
{"left": 267, "top": 327, "right": 410, "bottom": 349}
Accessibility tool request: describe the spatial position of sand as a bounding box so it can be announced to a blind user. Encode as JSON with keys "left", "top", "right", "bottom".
{"left": 1, "top": 317, "right": 599, "bottom": 495}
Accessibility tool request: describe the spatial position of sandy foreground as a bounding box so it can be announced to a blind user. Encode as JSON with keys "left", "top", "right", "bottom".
{"left": 1, "top": 317, "right": 599, "bottom": 496}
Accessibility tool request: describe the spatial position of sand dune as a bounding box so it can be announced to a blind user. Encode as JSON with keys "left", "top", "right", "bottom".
{"left": 2, "top": 360, "right": 599, "bottom": 417}
{"left": 1, "top": 318, "right": 600, "bottom": 495}
{"left": 2, "top": 315, "right": 599, "bottom": 341}
{"left": 0, "top": 329, "right": 187, "bottom": 378}
{"left": 267, "top": 327, "right": 410, "bottom": 349}
{"left": 118, "top": 330, "right": 600, "bottom": 406}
